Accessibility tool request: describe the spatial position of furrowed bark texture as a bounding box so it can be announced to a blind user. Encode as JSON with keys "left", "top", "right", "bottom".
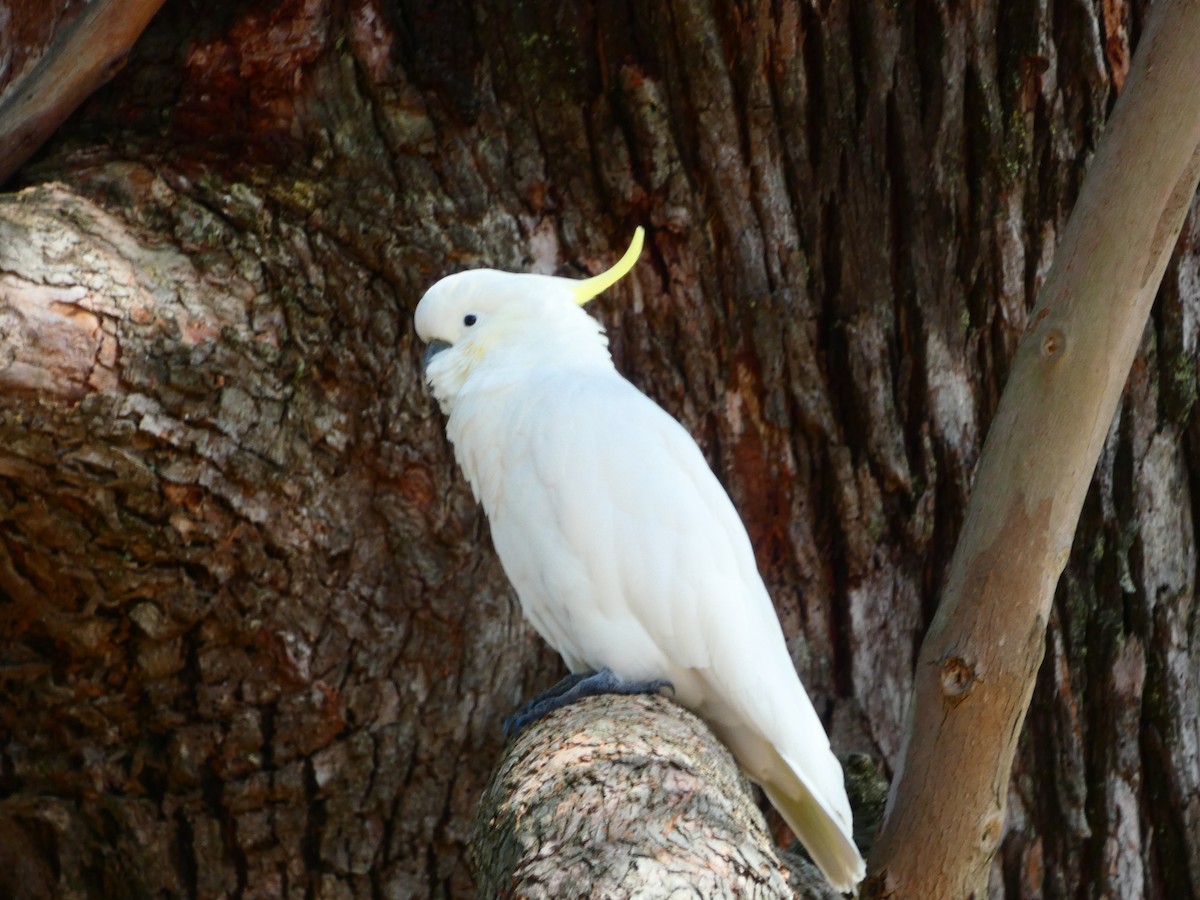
{"left": 0, "top": 1, "right": 1198, "bottom": 897}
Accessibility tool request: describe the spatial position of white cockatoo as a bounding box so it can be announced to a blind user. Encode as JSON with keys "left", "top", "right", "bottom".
{"left": 414, "top": 228, "right": 866, "bottom": 892}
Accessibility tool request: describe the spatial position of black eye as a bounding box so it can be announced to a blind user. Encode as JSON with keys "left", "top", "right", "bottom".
{"left": 463, "top": 314, "right": 477, "bottom": 327}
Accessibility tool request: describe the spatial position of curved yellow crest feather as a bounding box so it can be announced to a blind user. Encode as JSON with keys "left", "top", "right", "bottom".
{"left": 571, "top": 227, "right": 645, "bottom": 305}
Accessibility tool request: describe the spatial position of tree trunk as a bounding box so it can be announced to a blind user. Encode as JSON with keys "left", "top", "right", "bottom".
{"left": 1, "top": 1, "right": 1198, "bottom": 898}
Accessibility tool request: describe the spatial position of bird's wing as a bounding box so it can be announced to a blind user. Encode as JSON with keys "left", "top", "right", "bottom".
{"left": 496, "top": 372, "right": 802, "bottom": 697}
{"left": 500, "top": 371, "right": 756, "bottom": 672}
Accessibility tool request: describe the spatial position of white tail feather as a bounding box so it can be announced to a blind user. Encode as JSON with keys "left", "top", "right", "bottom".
{"left": 763, "top": 754, "right": 865, "bottom": 893}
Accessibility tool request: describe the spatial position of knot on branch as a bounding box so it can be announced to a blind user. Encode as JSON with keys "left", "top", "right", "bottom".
{"left": 939, "top": 654, "right": 978, "bottom": 702}
{"left": 1039, "top": 326, "right": 1065, "bottom": 361}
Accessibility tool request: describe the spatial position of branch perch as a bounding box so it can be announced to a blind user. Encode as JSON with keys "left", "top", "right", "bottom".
{"left": 472, "top": 693, "right": 840, "bottom": 899}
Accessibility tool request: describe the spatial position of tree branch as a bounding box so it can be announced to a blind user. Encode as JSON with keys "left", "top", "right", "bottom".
{"left": 472, "top": 693, "right": 835, "bottom": 899}
{"left": 0, "top": 0, "right": 165, "bottom": 185}
{"left": 867, "top": 1, "right": 1200, "bottom": 895}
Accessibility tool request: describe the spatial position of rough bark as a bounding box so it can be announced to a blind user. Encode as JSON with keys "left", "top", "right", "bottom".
{"left": 0, "top": 1, "right": 1197, "bottom": 898}
{"left": 473, "top": 694, "right": 798, "bottom": 900}
{"left": 473, "top": 692, "right": 891, "bottom": 898}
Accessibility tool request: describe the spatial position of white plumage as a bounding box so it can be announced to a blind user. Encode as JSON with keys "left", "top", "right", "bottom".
{"left": 414, "top": 229, "right": 865, "bottom": 892}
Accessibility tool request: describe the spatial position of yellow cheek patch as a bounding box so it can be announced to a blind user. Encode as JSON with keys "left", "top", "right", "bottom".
{"left": 571, "top": 227, "right": 645, "bottom": 306}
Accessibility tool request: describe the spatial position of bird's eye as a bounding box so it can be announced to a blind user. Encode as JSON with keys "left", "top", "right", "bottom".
{"left": 463, "top": 314, "right": 477, "bottom": 327}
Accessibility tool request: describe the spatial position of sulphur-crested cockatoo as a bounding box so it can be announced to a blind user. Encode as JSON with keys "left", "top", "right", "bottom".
{"left": 414, "top": 228, "right": 865, "bottom": 892}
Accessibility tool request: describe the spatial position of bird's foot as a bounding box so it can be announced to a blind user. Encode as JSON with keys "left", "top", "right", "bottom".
{"left": 503, "top": 668, "right": 673, "bottom": 739}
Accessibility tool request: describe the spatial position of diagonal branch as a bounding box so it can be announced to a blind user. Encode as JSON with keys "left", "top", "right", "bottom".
{"left": 0, "top": 0, "right": 165, "bottom": 186}
{"left": 865, "top": 1, "right": 1200, "bottom": 895}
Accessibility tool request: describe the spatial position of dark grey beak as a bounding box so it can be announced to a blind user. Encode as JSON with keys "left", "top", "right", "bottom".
{"left": 423, "top": 340, "right": 451, "bottom": 373}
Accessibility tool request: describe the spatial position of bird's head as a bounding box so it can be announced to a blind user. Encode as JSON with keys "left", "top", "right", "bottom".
{"left": 414, "top": 228, "right": 644, "bottom": 407}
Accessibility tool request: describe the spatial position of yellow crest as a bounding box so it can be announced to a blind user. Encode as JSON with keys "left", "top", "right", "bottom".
{"left": 570, "top": 227, "right": 645, "bottom": 305}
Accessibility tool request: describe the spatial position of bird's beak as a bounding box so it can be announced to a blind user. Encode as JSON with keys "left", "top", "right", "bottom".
{"left": 423, "top": 340, "right": 451, "bottom": 373}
